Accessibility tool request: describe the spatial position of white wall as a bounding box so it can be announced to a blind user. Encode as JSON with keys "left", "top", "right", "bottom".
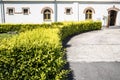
{"left": 79, "top": 3, "right": 120, "bottom": 26}
{"left": 3, "top": 1, "right": 120, "bottom": 26}
{"left": 57, "top": 2, "right": 120, "bottom": 26}
{"left": 57, "top": 3, "right": 74, "bottom": 22}
{"left": 116, "top": 5, "right": 120, "bottom": 26}
{"left": 4, "top": 2, "right": 55, "bottom": 24}
{"left": 0, "top": 3, "right": 2, "bottom": 23}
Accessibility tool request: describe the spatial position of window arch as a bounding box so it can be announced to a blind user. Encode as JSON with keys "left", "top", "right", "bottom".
{"left": 83, "top": 7, "right": 95, "bottom": 20}
{"left": 107, "top": 5, "right": 120, "bottom": 12}
{"left": 85, "top": 9, "right": 92, "bottom": 19}
{"left": 41, "top": 7, "right": 53, "bottom": 21}
{"left": 43, "top": 9, "right": 51, "bottom": 20}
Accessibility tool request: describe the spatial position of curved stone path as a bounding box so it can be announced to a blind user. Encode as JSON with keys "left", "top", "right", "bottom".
{"left": 66, "top": 27, "right": 120, "bottom": 80}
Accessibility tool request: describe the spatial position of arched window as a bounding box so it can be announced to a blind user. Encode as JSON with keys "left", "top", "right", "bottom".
{"left": 43, "top": 9, "right": 51, "bottom": 20}
{"left": 85, "top": 9, "right": 92, "bottom": 19}
{"left": 83, "top": 7, "right": 95, "bottom": 20}
{"left": 41, "top": 7, "right": 53, "bottom": 21}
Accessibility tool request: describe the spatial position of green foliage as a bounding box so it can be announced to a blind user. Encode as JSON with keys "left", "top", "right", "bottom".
{"left": 60, "top": 20, "right": 102, "bottom": 40}
{"left": 51, "top": 22, "right": 64, "bottom": 26}
{"left": 0, "top": 33, "right": 15, "bottom": 40}
{"left": 0, "top": 28, "right": 68, "bottom": 80}
{"left": 0, "top": 24, "right": 53, "bottom": 33}
{"left": 0, "top": 21, "right": 102, "bottom": 80}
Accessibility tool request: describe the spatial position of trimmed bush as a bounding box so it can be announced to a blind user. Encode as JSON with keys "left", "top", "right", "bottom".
{"left": 0, "top": 33, "right": 16, "bottom": 41}
{"left": 51, "top": 22, "right": 64, "bottom": 25}
{"left": 60, "top": 20, "right": 102, "bottom": 40}
{"left": 0, "top": 28, "right": 68, "bottom": 80}
{"left": 0, "top": 20, "right": 102, "bottom": 80}
{"left": 0, "top": 24, "right": 53, "bottom": 33}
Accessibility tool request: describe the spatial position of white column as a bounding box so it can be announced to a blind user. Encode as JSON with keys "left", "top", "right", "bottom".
{"left": 54, "top": 0, "right": 57, "bottom": 22}
{"left": 0, "top": 0, "right": 5, "bottom": 23}
{"left": 73, "top": 2, "right": 79, "bottom": 21}
{"left": 0, "top": 2, "right": 2, "bottom": 23}
{"left": 116, "top": 11, "right": 120, "bottom": 26}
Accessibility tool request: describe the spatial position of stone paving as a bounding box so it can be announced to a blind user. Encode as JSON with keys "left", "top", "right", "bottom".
{"left": 66, "top": 28, "right": 120, "bottom": 62}
{"left": 66, "top": 26, "right": 120, "bottom": 80}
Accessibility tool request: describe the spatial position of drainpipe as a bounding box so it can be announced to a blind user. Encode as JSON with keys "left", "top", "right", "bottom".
{"left": 54, "top": 0, "right": 57, "bottom": 22}
{"left": 0, "top": 0, "right": 2, "bottom": 23}
{"left": 1, "top": 0, "right": 5, "bottom": 23}
{"left": 78, "top": 2, "right": 79, "bottom": 21}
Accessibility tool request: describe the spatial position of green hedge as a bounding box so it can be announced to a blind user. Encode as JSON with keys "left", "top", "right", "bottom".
{"left": 0, "top": 21, "right": 101, "bottom": 35}
{"left": 0, "top": 28, "right": 68, "bottom": 80}
{"left": 60, "top": 21, "right": 102, "bottom": 40}
{"left": 0, "top": 21, "right": 102, "bottom": 80}
{"left": 0, "top": 24, "right": 53, "bottom": 33}
{"left": 0, "top": 33, "right": 16, "bottom": 41}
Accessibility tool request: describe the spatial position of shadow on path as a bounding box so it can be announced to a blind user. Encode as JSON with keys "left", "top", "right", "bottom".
{"left": 64, "top": 57, "right": 74, "bottom": 80}
{"left": 69, "top": 62, "right": 120, "bottom": 80}
{"left": 62, "top": 27, "right": 120, "bottom": 80}
{"left": 62, "top": 36, "right": 75, "bottom": 80}
{"left": 62, "top": 31, "right": 98, "bottom": 80}
{"left": 103, "top": 26, "right": 120, "bottom": 29}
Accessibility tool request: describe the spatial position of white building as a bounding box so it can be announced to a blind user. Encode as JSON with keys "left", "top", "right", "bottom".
{"left": 0, "top": 0, "right": 120, "bottom": 26}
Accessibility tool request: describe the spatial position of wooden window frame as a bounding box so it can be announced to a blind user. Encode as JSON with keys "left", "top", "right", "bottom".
{"left": 7, "top": 7, "right": 15, "bottom": 15}
{"left": 43, "top": 9, "right": 51, "bottom": 21}
{"left": 85, "top": 9, "right": 92, "bottom": 19}
{"left": 65, "top": 8, "right": 72, "bottom": 15}
{"left": 22, "top": 7, "right": 30, "bottom": 15}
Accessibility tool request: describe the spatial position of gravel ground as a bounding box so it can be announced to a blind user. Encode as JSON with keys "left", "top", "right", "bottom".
{"left": 66, "top": 28, "right": 120, "bottom": 62}
{"left": 66, "top": 26, "right": 120, "bottom": 80}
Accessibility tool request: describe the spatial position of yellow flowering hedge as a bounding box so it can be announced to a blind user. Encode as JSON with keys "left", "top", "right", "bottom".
{"left": 60, "top": 20, "right": 102, "bottom": 40}
{"left": 0, "top": 20, "right": 102, "bottom": 80}
{"left": 0, "top": 28, "right": 68, "bottom": 80}
{"left": 0, "top": 24, "right": 52, "bottom": 33}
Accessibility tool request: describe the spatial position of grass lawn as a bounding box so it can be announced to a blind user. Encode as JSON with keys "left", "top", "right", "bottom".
{"left": 0, "top": 33, "right": 16, "bottom": 40}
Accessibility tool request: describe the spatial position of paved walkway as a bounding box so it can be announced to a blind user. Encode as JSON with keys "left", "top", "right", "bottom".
{"left": 66, "top": 26, "right": 120, "bottom": 80}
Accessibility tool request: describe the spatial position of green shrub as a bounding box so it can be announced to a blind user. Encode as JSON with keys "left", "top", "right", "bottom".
{"left": 0, "top": 28, "right": 68, "bottom": 80}
{"left": 60, "top": 21, "right": 102, "bottom": 40}
{"left": 0, "top": 23, "right": 65, "bottom": 33}
{"left": 51, "top": 22, "right": 64, "bottom": 25}
{"left": 0, "top": 20, "right": 102, "bottom": 80}
{"left": 0, "top": 24, "right": 53, "bottom": 33}
{"left": 0, "top": 33, "right": 16, "bottom": 41}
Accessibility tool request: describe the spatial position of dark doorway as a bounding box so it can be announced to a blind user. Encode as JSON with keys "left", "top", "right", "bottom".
{"left": 109, "top": 10, "right": 117, "bottom": 26}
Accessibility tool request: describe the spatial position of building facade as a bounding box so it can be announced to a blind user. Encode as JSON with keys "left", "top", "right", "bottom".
{"left": 0, "top": 0, "right": 120, "bottom": 26}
